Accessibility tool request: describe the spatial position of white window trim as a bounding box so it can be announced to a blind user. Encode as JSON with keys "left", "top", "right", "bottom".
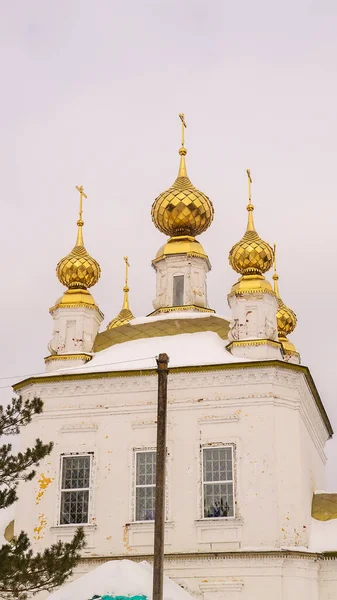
{"left": 131, "top": 447, "right": 170, "bottom": 523}
{"left": 57, "top": 452, "right": 94, "bottom": 527}
{"left": 134, "top": 449, "right": 157, "bottom": 523}
{"left": 201, "top": 444, "right": 236, "bottom": 520}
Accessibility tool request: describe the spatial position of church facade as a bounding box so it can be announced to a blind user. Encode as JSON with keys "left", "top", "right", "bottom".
{"left": 12, "top": 117, "right": 337, "bottom": 599}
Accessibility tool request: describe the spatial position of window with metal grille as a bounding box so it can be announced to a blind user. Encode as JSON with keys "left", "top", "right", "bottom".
{"left": 135, "top": 451, "right": 156, "bottom": 521}
{"left": 60, "top": 455, "right": 91, "bottom": 525}
{"left": 173, "top": 275, "right": 184, "bottom": 306}
{"left": 202, "top": 446, "right": 234, "bottom": 518}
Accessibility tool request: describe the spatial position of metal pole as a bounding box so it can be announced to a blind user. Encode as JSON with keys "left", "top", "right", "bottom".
{"left": 153, "top": 353, "right": 169, "bottom": 600}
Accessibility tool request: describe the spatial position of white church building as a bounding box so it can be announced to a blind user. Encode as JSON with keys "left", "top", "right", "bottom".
{"left": 10, "top": 118, "right": 337, "bottom": 599}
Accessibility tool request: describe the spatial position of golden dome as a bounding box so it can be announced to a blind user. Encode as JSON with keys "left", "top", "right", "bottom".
{"left": 273, "top": 246, "right": 297, "bottom": 338}
{"left": 151, "top": 115, "right": 214, "bottom": 237}
{"left": 229, "top": 170, "right": 273, "bottom": 276}
{"left": 107, "top": 257, "right": 134, "bottom": 330}
{"left": 56, "top": 187, "right": 101, "bottom": 291}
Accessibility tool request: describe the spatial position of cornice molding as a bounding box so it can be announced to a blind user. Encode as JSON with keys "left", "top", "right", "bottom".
{"left": 13, "top": 361, "right": 332, "bottom": 438}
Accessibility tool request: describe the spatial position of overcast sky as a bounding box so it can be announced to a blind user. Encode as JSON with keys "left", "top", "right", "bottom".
{"left": 0, "top": 1, "right": 336, "bottom": 486}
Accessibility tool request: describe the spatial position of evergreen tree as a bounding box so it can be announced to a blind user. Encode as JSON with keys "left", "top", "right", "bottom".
{"left": 0, "top": 396, "right": 85, "bottom": 599}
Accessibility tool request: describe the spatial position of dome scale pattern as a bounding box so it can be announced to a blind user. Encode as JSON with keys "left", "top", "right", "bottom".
{"left": 229, "top": 204, "right": 273, "bottom": 276}
{"left": 151, "top": 147, "right": 214, "bottom": 238}
{"left": 56, "top": 221, "right": 101, "bottom": 290}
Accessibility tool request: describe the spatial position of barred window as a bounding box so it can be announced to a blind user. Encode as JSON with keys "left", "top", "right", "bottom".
{"left": 135, "top": 451, "right": 156, "bottom": 521}
{"left": 60, "top": 455, "right": 91, "bottom": 525}
{"left": 202, "top": 447, "right": 234, "bottom": 518}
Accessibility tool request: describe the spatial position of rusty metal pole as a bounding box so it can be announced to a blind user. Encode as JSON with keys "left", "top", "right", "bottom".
{"left": 153, "top": 353, "right": 169, "bottom": 600}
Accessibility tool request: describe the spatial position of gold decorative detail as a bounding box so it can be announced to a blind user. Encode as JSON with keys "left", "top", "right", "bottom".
{"left": 107, "top": 257, "right": 135, "bottom": 330}
{"left": 312, "top": 493, "right": 337, "bottom": 521}
{"left": 151, "top": 115, "right": 214, "bottom": 238}
{"left": 44, "top": 353, "right": 92, "bottom": 363}
{"left": 228, "top": 274, "right": 274, "bottom": 297}
{"left": 50, "top": 289, "right": 104, "bottom": 317}
{"left": 56, "top": 186, "right": 101, "bottom": 290}
{"left": 153, "top": 235, "right": 209, "bottom": 264}
{"left": 96, "top": 314, "right": 228, "bottom": 352}
{"left": 229, "top": 170, "right": 273, "bottom": 277}
{"left": 273, "top": 244, "right": 298, "bottom": 355}
{"left": 226, "top": 339, "right": 282, "bottom": 350}
{"left": 149, "top": 305, "right": 215, "bottom": 316}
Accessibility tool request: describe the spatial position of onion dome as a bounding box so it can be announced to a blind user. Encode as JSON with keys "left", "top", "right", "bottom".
{"left": 273, "top": 245, "right": 297, "bottom": 339}
{"left": 56, "top": 187, "right": 101, "bottom": 290}
{"left": 151, "top": 114, "right": 214, "bottom": 238}
{"left": 107, "top": 257, "right": 134, "bottom": 330}
{"left": 229, "top": 171, "right": 273, "bottom": 276}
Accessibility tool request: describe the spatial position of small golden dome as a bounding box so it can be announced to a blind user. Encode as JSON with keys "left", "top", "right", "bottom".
{"left": 272, "top": 249, "right": 297, "bottom": 338}
{"left": 107, "top": 257, "right": 134, "bottom": 330}
{"left": 229, "top": 170, "right": 273, "bottom": 276}
{"left": 56, "top": 187, "right": 101, "bottom": 290}
{"left": 151, "top": 115, "right": 214, "bottom": 237}
{"left": 229, "top": 204, "right": 273, "bottom": 276}
{"left": 273, "top": 244, "right": 298, "bottom": 358}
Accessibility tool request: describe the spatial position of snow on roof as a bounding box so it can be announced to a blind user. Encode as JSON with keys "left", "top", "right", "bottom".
{"left": 129, "top": 311, "right": 230, "bottom": 326}
{"left": 309, "top": 517, "right": 337, "bottom": 552}
{"left": 47, "top": 559, "right": 195, "bottom": 600}
{"left": 54, "top": 331, "right": 246, "bottom": 376}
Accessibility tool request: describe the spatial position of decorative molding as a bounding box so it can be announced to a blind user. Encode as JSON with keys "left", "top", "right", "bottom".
{"left": 132, "top": 419, "right": 157, "bottom": 429}
{"left": 199, "top": 580, "right": 244, "bottom": 593}
{"left": 149, "top": 305, "right": 215, "bottom": 316}
{"left": 198, "top": 415, "right": 240, "bottom": 425}
{"left": 125, "top": 521, "right": 174, "bottom": 548}
{"left": 195, "top": 518, "right": 243, "bottom": 547}
{"left": 227, "top": 339, "right": 281, "bottom": 350}
{"left": 60, "top": 423, "right": 98, "bottom": 433}
{"left": 44, "top": 353, "right": 93, "bottom": 363}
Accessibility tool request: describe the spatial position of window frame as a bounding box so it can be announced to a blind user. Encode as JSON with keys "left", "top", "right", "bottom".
{"left": 172, "top": 274, "right": 185, "bottom": 306}
{"left": 134, "top": 449, "right": 157, "bottom": 523}
{"left": 201, "top": 444, "right": 236, "bottom": 520}
{"left": 58, "top": 452, "right": 93, "bottom": 526}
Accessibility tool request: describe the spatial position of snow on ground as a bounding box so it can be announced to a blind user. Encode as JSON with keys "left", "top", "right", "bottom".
{"left": 38, "top": 331, "right": 247, "bottom": 378}
{"left": 47, "top": 560, "right": 195, "bottom": 600}
{"left": 309, "top": 517, "right": 337, "bottom": 552}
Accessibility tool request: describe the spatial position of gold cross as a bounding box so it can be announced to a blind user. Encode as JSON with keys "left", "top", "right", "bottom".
{"left": 178, "top": 113, "right": 187, "bottom": 146}
{"left": 123, "top": 256, "right": 130, "bottom": 288}
{"left": 246, "top": 169, "right": 252, "bottom": 203}
{"left": 75, "top": 185, "right": 87, "bottom": 221}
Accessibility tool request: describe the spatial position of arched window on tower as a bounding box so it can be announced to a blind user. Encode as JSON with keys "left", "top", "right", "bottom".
{"left": 173, "top": 275, "right": 184, "bottom": 306}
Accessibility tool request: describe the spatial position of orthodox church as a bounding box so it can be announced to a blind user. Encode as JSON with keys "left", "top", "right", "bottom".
{"left": 11, "top": 116, "right": 337, "bottom": 599}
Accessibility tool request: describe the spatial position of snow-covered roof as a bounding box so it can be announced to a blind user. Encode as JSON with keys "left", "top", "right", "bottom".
{"left": 47, "top": 559, "right": 195, "bottom": 600}
{"left": 309, "top": 517, "right": 337, "bottom": 552}
{"left": 54, "top": 331, "right": 247, "bottom": 376}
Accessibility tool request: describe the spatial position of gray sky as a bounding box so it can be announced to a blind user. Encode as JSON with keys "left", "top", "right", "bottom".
{"left": 0, "top": 0, "right": 336, "bottom": 486}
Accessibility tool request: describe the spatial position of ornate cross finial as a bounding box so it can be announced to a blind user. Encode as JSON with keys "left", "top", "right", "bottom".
{"left": 75, "top": 185, "right": 87, "bottom": 222}
{"left": 246, "top": 169, "right": 252, "bottom": 204}
{"left": 123, "top": 256, "right": 130, "bottom": 290}
{"left": 178, "top": 113, "right": 187, "bottom": 147}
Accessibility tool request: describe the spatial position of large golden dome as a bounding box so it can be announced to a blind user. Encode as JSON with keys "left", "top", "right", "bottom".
{"left": 229, "top": 171, "right": 273, "bottom": 276}
{"left": 151, "top": 116, "right": 214, "bottom": 237}
{"left": 56, "top": 187, "right": 101, "bottom": 290}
